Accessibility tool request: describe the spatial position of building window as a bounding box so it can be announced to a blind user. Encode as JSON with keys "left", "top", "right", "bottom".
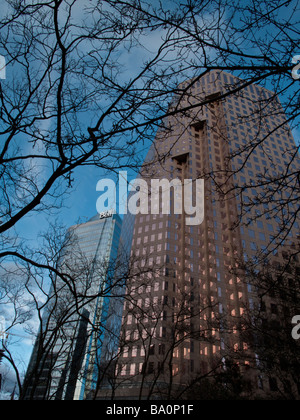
{"left": 148, "top": 362, "right": 155, "bottom": 374}
{"left": 248, "top": 229, "right": 255, "bottom": 238}
{"left": 149, "top": 345, "right": 155, "bottom": 356}
{"left": 159, "top": 344, "right": 166, "bottom": 355}
{"left": 269, "top": 377, "right": 278, "bottom": 392}
{"left": 259, "top": 232, "right": 266, "bottom": 241}
{"left": 130, "top": 364, "right": 136, "bottom": 375}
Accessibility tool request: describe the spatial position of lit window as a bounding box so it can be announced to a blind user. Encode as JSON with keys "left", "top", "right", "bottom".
{"left": 130, "top": 364, "right": 136, "bottom": 375}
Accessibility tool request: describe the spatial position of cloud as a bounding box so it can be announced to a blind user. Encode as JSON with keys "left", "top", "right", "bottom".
{"left": 0, "top": 364, "right": 19, "bottom": 400}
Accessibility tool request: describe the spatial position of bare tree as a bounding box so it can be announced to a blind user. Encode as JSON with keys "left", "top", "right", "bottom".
{"left": 231, "top": 251, "right": 300, "bottom": 400}
{"left": 94, "top": 253, "right": 239, "bottom": 401}
{"left": 0, "top": 0, "right": 299, "bottom": 239}
{"left": 0, "top": 219, "right": 129, "bottom": 400}
{"left": 0, "top": 0, "right": 300, "bottom": 400}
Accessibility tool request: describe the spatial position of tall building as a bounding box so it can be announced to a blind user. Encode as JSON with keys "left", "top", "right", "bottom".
{"left": 100, "top": 70, "right": 300, "bottom": 400}
{"left": 24, "top": 213, "right": 124, "bottom": 400}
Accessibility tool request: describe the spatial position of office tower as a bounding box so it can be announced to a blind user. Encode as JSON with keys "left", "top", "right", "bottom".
{"left": 24, "top": 213, "right": 123, "bottom": 400}
{"left": 105, "top": 70, "right": 300, "bottom": 400}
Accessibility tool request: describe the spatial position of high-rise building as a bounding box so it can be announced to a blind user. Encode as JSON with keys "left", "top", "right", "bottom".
{"left": 100, "top": 70, "right": 300, "bottom": 400}
{"left": 24, "top": 213, "right": 124, "bottom": 400}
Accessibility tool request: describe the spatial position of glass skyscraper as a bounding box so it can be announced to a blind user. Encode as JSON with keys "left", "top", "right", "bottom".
{"left": 24, "top": 213, "right": 123, "bottom": 400}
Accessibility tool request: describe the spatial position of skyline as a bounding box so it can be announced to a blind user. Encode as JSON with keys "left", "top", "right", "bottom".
{"left": 0, "top": 0, "right": 300, "bottom": 401}
{"left": 1, "top": 67, "right": 300, "bottom": 400}
{"left": 1, "top": 68, "right": 300, "bottom": 400}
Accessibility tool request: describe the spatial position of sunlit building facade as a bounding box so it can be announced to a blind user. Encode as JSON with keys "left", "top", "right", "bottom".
{"left": 103, "top": 70, "right": 300, "bottom": 399}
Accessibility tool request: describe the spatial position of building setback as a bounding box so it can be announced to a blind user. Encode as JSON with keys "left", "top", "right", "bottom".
{"left": 98, "top": 70, "right": 300, "bottom": 400}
